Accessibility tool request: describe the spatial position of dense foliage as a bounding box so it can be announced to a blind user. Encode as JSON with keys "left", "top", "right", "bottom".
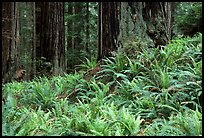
{"left": 2, "top": 33, "right": 202, "bottom": 136}
{"left": 173, "top": 2, "right": 202, "bottom": 36}
{"left": 64, "top": 2, "right": 98, "bottom": 71}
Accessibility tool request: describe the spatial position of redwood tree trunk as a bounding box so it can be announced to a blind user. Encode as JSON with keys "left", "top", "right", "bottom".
{"left": 2, "top": 2, "right": 12, "bottom": 82}
{"left": 2, "top": 2, "right": 21, "bottom": 83}
{"left": 67, "top": 2, "right": 73, "bottom": 49}
{"left": 120, "top": 2, "right": 172, "bottom": 48}
{"left": 31, "top": 2, "right": 36, "bottom": 79}
{"left": 97, "top": 2, "right": 173, "bottom": 62}
{"left": 74, "top": 2, "right": 83, "bottom": 50}
{"left": 85, "top": 2, "right": 90, "bottom": 53}
{"left": 97, "top": 2, "right": 121, "bottom": 61}
{"left": 51, "top": 2, "right": 65, "bottom": 75}
{"left": 37, "top": 2, "right": 65, "bottom": 76}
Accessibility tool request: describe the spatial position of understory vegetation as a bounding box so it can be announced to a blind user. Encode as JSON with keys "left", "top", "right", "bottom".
{"left": 2, "top": 33, "right": 202, "bottom": 136}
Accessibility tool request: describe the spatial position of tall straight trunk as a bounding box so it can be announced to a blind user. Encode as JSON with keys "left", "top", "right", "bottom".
{"left": 74, "top": 2, "right": 83, "bottom": 50}
{"left": 15, "top": 2, "right": 21, "bottom": 69}
{"left": 2, "top": 2, "right": 12, "bottom": 82}
{"left": 97, "top": 2, "right": 121, "bottom": 61}
{"left": 35, "top": 2, "right": 42, "bottom": 58}
{"left": 97, "top": 2, "right": 102, "bottom": 61}
{"left": 51, "top": 2, "right": 65, "bottom": 75}
{"left": 36, "top": 2, "right": 65, "bottom": 76}
{"left": 25, "top": 2, "right": 32, "bottom": 81}
{"left": 39, "top": 2, "right": 50, "bottom": 60}
{"left": 66, "top": 2, "right": 73, "bottom": 70}
{"left": 6, "top": 2, "right": 21, "bottom": 82}
{"left": 85, "top": 2, "right": 90, "bottom": 53}
{"left": 32, "top": 2, "right": 36, "bottom": 79}
{"left": 67, "top": 2, "right": 73, "bottom": 49}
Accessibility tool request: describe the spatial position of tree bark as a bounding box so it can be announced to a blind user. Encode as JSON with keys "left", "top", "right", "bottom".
{"left": 31, "top": 2, "right": 36, "bottom": 79}
{"left": 24, "top": 2, "right": 32, "bottom": 81}
{"left": 74, "top": 2, "right": 83, "bottom": 50}
{"left": 86, "top": 2, "right": 90, "bottom": 53}
{"left": 97, "top": 2, "right": 173, "bottom": 62}
{"left": 2, "top": 2, "right": 12, "bottom": 83}
{"left": 97, "top": 2, "right": 121, "bottom": 61}
{"left": 52, "top": 2, "right": 65, "bottom": 75}
{"left": 3, "top": 2, "right": 21, "bottom": 82}
{"left": 67, "top": 2, "right": 73, "bottom": 49}
{"left": 121, "top": 2, "right": 172, "bottom": 48}
{"left": 37, "top": 2, "right": 65, "bottom": 76}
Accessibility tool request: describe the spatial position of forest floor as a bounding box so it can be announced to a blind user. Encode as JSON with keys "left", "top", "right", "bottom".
{"left": 2, "top": 33, "right": 202, "bottom": 136}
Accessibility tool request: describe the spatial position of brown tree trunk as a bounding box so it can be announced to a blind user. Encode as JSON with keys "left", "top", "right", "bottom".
{"left": 85, "top": 2, "right": 90, "bottom": 53}
{"left": 3, "top": 2, "right": 37, "bottom": 82}
{"left": 6, "top": 2, "right": 21, "bottom": 82}
{"left": 67, "top": 2, "right": 73, "bottom": 49}
{"left": 120, "top": 2, "right": 173, "bottom": 48}
{"left": 97, "top": 2, "right": 102, "bottom": 61}
{"left": 2, "top": 2, "right": 12, "bottom": 83}
{"left": 142, "top": 2, "right": 172, "bottom": 47}
{"left": 74, "top": 2, "right": 83, "bottom": 50}
{"left": 97, "top": 2, "right": 173, "bottom": 62}
{"left": 2, "top": 2, "right": 21, "bottom": 83}
{"left": 35, "top": 2, "right": 42, "bottom": 58}
{"left": 97, "top": 2, "right": 121, "bottom": 61}
{"left": 50, "top": 2, "right": 65, "bottom": 75}
{"left": 36, "top": 2, "right": 65, "bottom": 76}
{"left": 24, "top": 2, "right": 32, "bottom": 81}
{"left": 31, "top": 2, "right": 36, "bottom": 79}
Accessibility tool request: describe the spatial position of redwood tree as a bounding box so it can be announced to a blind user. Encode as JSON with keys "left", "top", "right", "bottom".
{"left": 2, "top": 2, "right": 21, "bottom": 83}
{"left": 97, "top": 2, "right": 121, "bottom": 61}
{"left": 2, "top": 2, "right": 12, "bottom": 83}
{"left": 97, "top": 2, "right": 173, "bottom": 61}
{"left": 36, "top": 2, "right": 65, "bottom": 76}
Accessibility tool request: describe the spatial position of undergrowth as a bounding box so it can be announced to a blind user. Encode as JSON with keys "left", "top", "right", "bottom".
{"left": 2, "top": 33, "right": 202, "bottom": 136}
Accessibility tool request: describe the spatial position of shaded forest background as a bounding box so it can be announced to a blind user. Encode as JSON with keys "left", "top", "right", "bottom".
{"left": 2, "top": 2, "right": 202, "bottom": 83}
{"left": 2, "top": 2, "right": 98, "bottom": 83}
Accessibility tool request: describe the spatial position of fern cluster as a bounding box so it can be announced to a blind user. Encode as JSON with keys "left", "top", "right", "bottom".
{"left": 2, "top": 33, "right": 202, "bottom": 136}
